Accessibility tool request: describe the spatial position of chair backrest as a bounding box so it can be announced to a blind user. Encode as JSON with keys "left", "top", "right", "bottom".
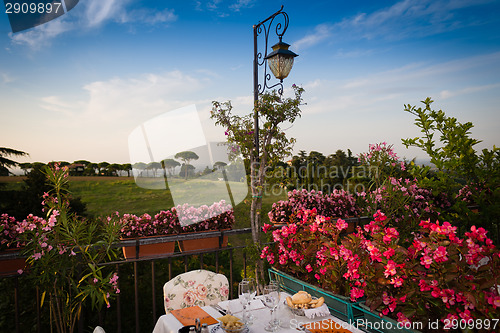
{"left": 163, "top": 269, "right": 229, "bottom": 314}
{"left": 93, "top": 326, "right": 106, "bottom": 333}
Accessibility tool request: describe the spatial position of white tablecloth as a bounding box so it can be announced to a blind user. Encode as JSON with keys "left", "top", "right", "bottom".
{"left": 152, "top": 296, "right": 365, "bottom": 333}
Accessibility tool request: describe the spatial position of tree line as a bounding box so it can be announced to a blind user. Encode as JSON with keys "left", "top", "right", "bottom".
{"left": 3, "top": 150, "right": 207, "bottom": 178}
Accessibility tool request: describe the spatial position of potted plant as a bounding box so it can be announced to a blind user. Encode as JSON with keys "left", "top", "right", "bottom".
{"left": 267, "top": 188, "right": 360, "bottom": 229}
{"left": 0, "top": 213, "right": 29, "bottom": 276}
{"left": 116, "top": 200, "right": 235, "bottom": 255}
{"left": 175, "top": 200, "right": 235, "bottom": 252}
{"left": 118, "top": 209, "right": 181, "bottom": 258}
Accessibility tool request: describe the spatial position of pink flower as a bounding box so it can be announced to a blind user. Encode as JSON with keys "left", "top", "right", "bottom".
{"left": 384, "top": 260, "right": 397, "bottom": 278}
{"left": 433, "top": 246, "right": 448, "bottom": 263}
{"left": 419, "top": 280, "right": 431, "bottom": 292}
{"left": 262, "top": 224, "right": 272, "bottom": 233}
{"left": 350, "top": 287, "right": 365, "bottom": 301}
{"left": 335, "top": 219, "right": 348, "bottom": 231}
{"left": 383, "top": 248, "right": 395, "bottom": 259}
{"left": 383, "top": 228, "right": 399, "bottom": 243}
{"left": 420, "top": 254, "right": 433, "bottom": 268}
{"left": 390, "top": 277, "right": 403, "bottom": 287}
{"left": 397, "top": 312, "right": 411, "bottom": 325}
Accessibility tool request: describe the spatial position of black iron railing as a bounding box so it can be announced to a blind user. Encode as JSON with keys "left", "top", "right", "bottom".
{"left": 0, "top": 217, "right": 369, "bottom": 333}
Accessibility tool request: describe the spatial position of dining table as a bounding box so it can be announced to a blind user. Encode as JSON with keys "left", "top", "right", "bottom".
{"left": 152, "top": 293, "right": 365, "bottom": 333}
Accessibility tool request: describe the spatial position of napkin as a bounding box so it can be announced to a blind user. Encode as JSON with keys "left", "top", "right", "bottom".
{"left": 171, "top": 305, "right": 218, "bottom": 326}
{"left": 303, "top": 303, "right": 330, "bottom": 319}
{"left": 218, "top": 298, "right": 266, "bottom": 314}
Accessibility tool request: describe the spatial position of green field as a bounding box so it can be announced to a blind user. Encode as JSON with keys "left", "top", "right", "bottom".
{"left": 1, "top": 176, "right": 286, "bottom": 229}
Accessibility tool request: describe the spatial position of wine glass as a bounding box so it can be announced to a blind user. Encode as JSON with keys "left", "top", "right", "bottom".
{"left": 244, "top": 277, "right": 257, "bottom": 300}
{"left": 241, "top": 278, "right": 256, "bottom": 324}
{"left": 263, "top": 284, "right": 280, "bottom": 332}
{"left": 238, "top": 280, "right": 251, "bottom": 323}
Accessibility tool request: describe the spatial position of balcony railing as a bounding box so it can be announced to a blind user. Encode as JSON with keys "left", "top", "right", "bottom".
{"left": 0, "top": 217, "right": 370, "bottom": 333}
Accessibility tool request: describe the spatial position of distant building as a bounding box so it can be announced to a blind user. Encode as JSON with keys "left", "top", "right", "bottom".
{"left": 67, "top": 163, "right": 85, "bottom": 176}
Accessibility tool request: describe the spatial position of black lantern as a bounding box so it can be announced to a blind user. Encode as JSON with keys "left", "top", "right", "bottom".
{"left": 265, "top": 40, "right": 298, "bottom": 82}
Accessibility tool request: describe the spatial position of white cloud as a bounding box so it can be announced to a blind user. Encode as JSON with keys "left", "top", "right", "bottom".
{"left": 40, "top": 96, "right": 85, "bottom": 115}
{"left": 229, "top": 0, "right": 255, "bottom": 11}
{"left": 439, "top": 83, "right": 500, "bottom": 100}
{"left": 300, "top": 52, "right": 500, "bottom": 116}
{"left": 1, "top": 73, "right": 14, "bottom": 84}
{"left": 80, "top": 71, "right": 207, "bottom": 123}
{"left": 294, "top": 0, "right": 496, "bottom": 50}
{"left": 84, "top": 0, "right": 127, "bottom": 27}
{"left": 9, "top": 0, "right": 177, "bottom": 49}
{"left": 31, "top": 70, "right": 223, "bottom": 163}
{"left": 293, "top": 24, "right": 332, "bottom": 51}
{"left": 9, "top": 18, "right": 73, "bottom": 49}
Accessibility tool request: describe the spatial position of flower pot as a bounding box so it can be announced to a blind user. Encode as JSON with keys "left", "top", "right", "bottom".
{"left": 121, "top": 236, "right": 176, "bottom": 259}
{"left": 0, "top": 249, "right": 27, "bottom": 277}
{"left": 353, "top": 303, "right": 421, "bottom": 333}
{"left": 268, "top": 267, "right": 363, "bottom": 322}
{"left": 178, "top": 230, "right": 229, "bottom": 252}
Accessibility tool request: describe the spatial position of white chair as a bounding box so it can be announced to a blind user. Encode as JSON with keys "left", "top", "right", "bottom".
{"left": 163, "top": 269, "right": 229, "bottom": 314}
{"left": 93, "top": 326, "right": 106, "bottom": 333}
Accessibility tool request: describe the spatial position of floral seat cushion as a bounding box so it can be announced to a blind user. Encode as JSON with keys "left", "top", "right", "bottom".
{"left": 163, "top": 269, "right": 229, "bottom": 314}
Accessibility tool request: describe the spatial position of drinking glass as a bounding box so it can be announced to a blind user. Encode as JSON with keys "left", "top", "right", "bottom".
{"left": 263, "top": 284, "right": 280, "bottom": 332}
{"left": 238, "top": 280, "right": 251, "bottom": 323}
{"left": 244, "top": 277, "right": 257, "bottom": 300}
{"left": 241, "top": 278, "right": 256, "bottom": 324}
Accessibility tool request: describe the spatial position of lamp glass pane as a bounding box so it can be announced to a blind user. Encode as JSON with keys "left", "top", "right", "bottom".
{"left": 268, "top": 55, "right": 294, "bottom": 80}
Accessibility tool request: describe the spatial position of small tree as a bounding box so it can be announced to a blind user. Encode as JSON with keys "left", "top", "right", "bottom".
{"left": 97, "top": 162, "right": 110, "bottom": 176}
{"left": 211, "top": 85, "right": 304, "bottom": 284}
{"left": 0, "top": 147, "right": 28, "bottom": 175}
{"left": 213, "top": 161, "right": 227, "bottom": 171}
{"left": 121, "top": 163, "right": 132, "bottom": 177}
{"left": 162, "top": 158, "right": 181, "bottom": 176}
{"left": 175, "top": 151, "right": 199, "bottom": 180}
{"left": 147, "top": 161, "right": 162, "bottom": 177}
{"left": 402, "top": 97, "right": 500, "bottom": 242}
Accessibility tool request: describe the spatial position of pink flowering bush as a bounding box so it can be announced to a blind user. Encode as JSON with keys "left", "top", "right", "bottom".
{"left": 342, "top": 212, "right": 500, "bottom": 330}
{"left": 0, "top": 213, "right": 24, "bottom": 250}
{"left": 358, "top": 142, "right": 405, "bottom": 189}
{"left": 176, "top": 200, "right": 235, "bottom": 232}
{"left": 268, "top": 188, "right": 359, "bottom": 225}
{"left": 263, "top": 208, "right": 500, "bottom": 330}
{"left": 261, "top": 208, "right": 352, "bottom": 295}
{"left": 119, "top": 210, "right": 180, "bottom": 238}
{"left": 361, "top": 177, "right": 448, "bottom": 244}
{"left": 118, "top": 200, "right": 235, "bottom": 238}
{"left": 14, "top": 164, "right": 122, "bottom": 333}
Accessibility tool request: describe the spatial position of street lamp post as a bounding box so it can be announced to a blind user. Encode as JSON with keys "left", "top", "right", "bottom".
{"left": 250, "top": 6, "right": 297, "bottom": 249}
{"left": 253, "top": 5, "right": 298, "bottom": 162}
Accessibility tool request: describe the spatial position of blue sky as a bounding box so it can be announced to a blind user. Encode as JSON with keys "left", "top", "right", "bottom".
{"left": 1, "top": 0, "right": 499, "bottom": 166}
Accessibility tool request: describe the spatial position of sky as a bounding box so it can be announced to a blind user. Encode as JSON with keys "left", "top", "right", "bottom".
{"left": 1, "top": 0, "right": 499, "bottom": 168}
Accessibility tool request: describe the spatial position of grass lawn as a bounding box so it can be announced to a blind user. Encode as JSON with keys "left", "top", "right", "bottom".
{"left": 0, "top": 176, "right": 286, "bottom": 229}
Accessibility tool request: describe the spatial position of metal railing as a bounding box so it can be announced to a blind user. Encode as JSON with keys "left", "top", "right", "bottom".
{"left": 0, "top": 217, "right": 370, "bottom": 333}
{"left": 1, "top": 228, "right": 253, "bottom": 333}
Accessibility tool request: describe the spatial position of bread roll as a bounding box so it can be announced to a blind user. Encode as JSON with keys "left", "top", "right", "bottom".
{"left": 291, "top": 291, "right": 312, "bottom": 304}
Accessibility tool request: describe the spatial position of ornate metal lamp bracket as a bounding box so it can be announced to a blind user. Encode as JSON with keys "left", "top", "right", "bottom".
{"left": 253, "top": 5, "right": 290, "bottom": 96}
